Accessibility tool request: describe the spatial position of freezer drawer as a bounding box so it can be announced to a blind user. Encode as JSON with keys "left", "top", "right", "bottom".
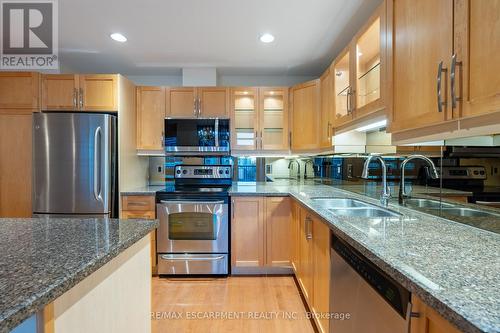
{"left": 157, "top": 253, "right": 228, "bottom": 275}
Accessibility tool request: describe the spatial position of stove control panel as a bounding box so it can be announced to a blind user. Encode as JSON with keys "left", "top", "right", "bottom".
{"left": 437, "top": 166, "right": 486, "bottom": 179}
{"left": 174, "top": 165, "right": 233, "bottom": 179}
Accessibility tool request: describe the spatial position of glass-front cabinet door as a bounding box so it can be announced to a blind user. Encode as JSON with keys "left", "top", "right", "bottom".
{"left": 259, "top": 87, "right": 288, "bottom": 150}
{"left": 231, "top": 87, "right": 259, "bottom": 150}
{"left": 333, "top": 48, "right": 353, "bottom": 127}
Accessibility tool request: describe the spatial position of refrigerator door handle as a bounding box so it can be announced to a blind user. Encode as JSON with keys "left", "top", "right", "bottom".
{"left": 94, "top": 126, "right": 102, "bottom": 201}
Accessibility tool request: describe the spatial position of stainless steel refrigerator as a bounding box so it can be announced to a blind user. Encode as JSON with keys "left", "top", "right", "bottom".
{"left": 33, "top": 113, "right": 118, "bottom": 218}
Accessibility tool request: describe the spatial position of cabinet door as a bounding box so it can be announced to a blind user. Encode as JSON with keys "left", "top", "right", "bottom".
{"left": 0, "top": 72, "right": 39, "bottom": 109}
{"left": 136, "top": 86, "right": 166, "bottom": 150}
{"left": 319, "top": 69, "right": 333, "bottom": 149}
{"left": 79, "top": 74, "right": 118, "bottom": 111}
{"left": 260, "top": 87, "right": 289, "bottom": 150}
{"left": 390, "top": 0, "right": 453, "bottom": 132}
{"left": 290, "top": 200, "right": 300, "bottom": 272}
{"left": 265, "top": 197, "right": 291, "bottom": 268}
{"left": 354, "top": 4, "right": 385, "bottom": 119}
{"left": 312, "top": 217, "right": 330, "bottom": 333}
{"left": 454, "top": 0, "right": 500, "bottom": 120}
{"left": 291, "top": 80, "right": 320, "bottom": 151}
{"left": 42, "top": 74, "right": 78, "bottom": 110}
{"left": 198, "top": 87, "right": 229, "bottom": 118}
{"left": 231, "top": 197, "right": 265, "bottom": 269}
{"left": 298, "top": 207, "right": 314, "bottom": 302}
{"left": 332, "top": 47, "right": 354, "bottom": 127}
{"left": 231, "top": 87, "right": 259, "bottom": 150}
{"left": 410, "top": 295, "right": 461, "bottom": 333}
{"left": 0, "top": 113, "right": 32, "bottom": 217}
{"left": 165, "top": 87, "right": 196, "bottom": 117}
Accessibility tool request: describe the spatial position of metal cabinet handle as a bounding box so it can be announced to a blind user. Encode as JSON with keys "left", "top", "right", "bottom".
{"left": 193, "top": 98, "right": 197, "bottom": 116}
{"left": 305, "top": 216, "right": 313, "bottom": 240}
{"left": 289, "top": 131, "right": 292, "bottom": 149}
{"left": 259, "top": 131, "right": 263, "bottom": 149}
{"left": 198, "top": 98, "right": 202, "bottom": 116}
{"left": 436, "top": 61, "right": 447, "bottom": 113}
{"left": 79, "top": 88, "right": 84, "bottom": 109}
{"left": 346, "top": 88, "right": 351, "bottom": 114}
{"left": 73, "top": 88, "right": 78, "bottom": 109}
{"left": 231, "top": 199, "right": 235, "bottom": 219}
{"left": 161, "top": 200, "right": 225, "bottom": 205}
{"left": 450, "top": 53, "right": 462, "bottom": 109}
{"left": 161, "top": 130, "right": 164, "bottom": 147}
{"left": 404, "top": 302, "right": 420, "bottom": 333}
{"left": 255, "top": 131, "right": 258, "bottom": 149}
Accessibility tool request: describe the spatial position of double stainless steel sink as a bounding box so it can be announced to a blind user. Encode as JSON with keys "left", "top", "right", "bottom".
{"left": 311, "top": 197, "right": 500, "bottom": 219}
{"left": 311, "top": 198, "right": 402, "bottom": 218}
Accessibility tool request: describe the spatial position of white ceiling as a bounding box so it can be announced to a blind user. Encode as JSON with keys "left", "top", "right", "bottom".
{"left": 59, "top": 0, "right": 381, "bottom": 77}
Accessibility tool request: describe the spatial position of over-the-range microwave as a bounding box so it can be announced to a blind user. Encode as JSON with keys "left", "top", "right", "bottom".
{"left": 164, "top": 118, "right": 230, "bottom": 156}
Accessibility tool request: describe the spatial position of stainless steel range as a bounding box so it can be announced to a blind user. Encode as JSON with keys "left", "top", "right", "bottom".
{"left": 156, "top": 165, "right": 232, "bottom": 276}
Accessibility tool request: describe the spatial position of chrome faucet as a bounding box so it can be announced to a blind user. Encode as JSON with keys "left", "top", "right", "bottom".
{"left": 361, "top": 155, "right": 391, "bottom": 207}
{"left": 288, "top": 159, "right": 301, "bottom": 179}
{"left": 304, "top": 160, "right": 313, "bottom": 179}
{"left": 399, "top": 155, "right": 439, "bottom": 204}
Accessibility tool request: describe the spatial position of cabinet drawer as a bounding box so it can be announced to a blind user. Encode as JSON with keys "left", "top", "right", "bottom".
{"left": 121, "top": 210, "right": 155, "bottom": 219}
{"left": 121, "top": 195, "right": 155, "bottom": 211}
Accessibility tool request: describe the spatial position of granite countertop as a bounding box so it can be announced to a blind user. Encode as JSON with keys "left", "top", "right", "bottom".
{"left": 230, "top": 182, "right": 500, "bottom": 333}
{"left": 121, "top": 185, "right": 165, "bottom": 195}
{"left": 0, "top": 217, "right": 158, "bottom": 333}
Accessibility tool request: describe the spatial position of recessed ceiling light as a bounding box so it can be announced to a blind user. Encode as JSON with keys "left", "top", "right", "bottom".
{"left": 110, "top": 33, "right": 127, "bottom": 42}
{"left": 259, "top": 33, "right": 275, "bottom": 43}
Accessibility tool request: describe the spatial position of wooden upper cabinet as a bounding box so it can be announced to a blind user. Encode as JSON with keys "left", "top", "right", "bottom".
{"left": 231, "top": 87, "right": 259, "bottom": 150}
{"left": 42, "top": 74, "right": 78, "bottom": 110}
{"left": 79, "top": 74, "right": 118, "bottom": 111}
{"left": 389, "top": 0, "right": 453, "bottom": 132}
{"left": 265, "top": 197, "right": 291, "bottom": 268}
{"left": 410, "top": 295, "right": 461, "bottom": 333}
{"left": 332, "top": 47, "right": 354, "bottom": 128}
{"left": 354, "top": 3, "right": 386, "bottom": 119}
{"left": 0, "top": 72, "right": 39, "bottom": 109}
{"left": 136, "top": 86, "right": 166, "bottom": 150}
{"left": 166, "top": 87, "right": 196, "bottom": 117}
{"left": 197, "top": 87, "right": 229, "bottom": 118}
{"left": 319, "top": 69, "right": 333, "bottom": 149}
{"left": 454, "top": 0, "right": 500, "bottom": 120}
{"left": 259, "top": 87, "right": 289, "bottom": 150}
{"left": 231, "top": 197, "right": 265, "bottom": 270}
{"left": 291, "top": 79, "right": 320, "bottom": 151}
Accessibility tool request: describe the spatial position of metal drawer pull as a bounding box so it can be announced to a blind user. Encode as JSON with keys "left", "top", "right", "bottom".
{"left": 160, "top": 255, "right": 225, "bottom": 261}
{"left": 450, "top": 53, "right": 462, "bottom": 109}
{"left": 436, "top": 61, "right": 447, "bottom": 113}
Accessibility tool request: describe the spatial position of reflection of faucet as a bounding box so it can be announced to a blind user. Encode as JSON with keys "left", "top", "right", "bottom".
{"left": 288, "top": 160, "right": 301, "bottom": 179}
{"left": 399, "top": 155, "right": 439, "bottom": 204}
{"left": 361, "top": 155, "right": 390, "bottom": 207}
{"left": 304, "top": 160, "right": 313, "bottom": 179}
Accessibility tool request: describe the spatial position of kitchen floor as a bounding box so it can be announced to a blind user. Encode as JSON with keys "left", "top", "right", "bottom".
{"left": 151, "top": 276, "right": 315, "bottom": 333}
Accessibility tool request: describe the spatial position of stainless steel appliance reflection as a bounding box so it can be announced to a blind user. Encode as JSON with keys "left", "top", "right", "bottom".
{"left": 156, "top": 165, "right": 231, "bottom": 275}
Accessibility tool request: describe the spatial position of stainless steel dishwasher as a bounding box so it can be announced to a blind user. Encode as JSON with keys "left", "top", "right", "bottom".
{"left": 330, "top": 234, "right": 412, "bottom": 333}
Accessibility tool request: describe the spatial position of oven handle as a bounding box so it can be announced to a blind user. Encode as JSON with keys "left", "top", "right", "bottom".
{"left": 160, "top": 200, "right": 225, "bottom": 205}
{"left": 160, "top": 254, "right": 226, "bottom": 261}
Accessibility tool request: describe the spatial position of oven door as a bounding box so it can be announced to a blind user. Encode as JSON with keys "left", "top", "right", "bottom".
{"left": 157, "top": 199, "right": 228, "bottom": 253}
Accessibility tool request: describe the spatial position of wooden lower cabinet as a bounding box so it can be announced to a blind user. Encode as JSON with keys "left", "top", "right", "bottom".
{"left": 231, "top": 196, "right": 292, "bottom": 273}
{"left": 0, "top": 112, "right": 33, "bottom": 217}
{"left": 411, "top": 295, "right": 461, "bottom": 333}
{"left": 121, "top": 195, "right": 157, "bottom": 275}
{"left": 293, "top": 202, "right": 330, "bottom": 333}
{"left": 312, "top": 216, "right": 331, "bottom": 333}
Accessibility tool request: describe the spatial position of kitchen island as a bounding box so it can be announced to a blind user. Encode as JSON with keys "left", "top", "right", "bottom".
{"left": 0, "top": 217, "right": 157, "bottom": 333}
